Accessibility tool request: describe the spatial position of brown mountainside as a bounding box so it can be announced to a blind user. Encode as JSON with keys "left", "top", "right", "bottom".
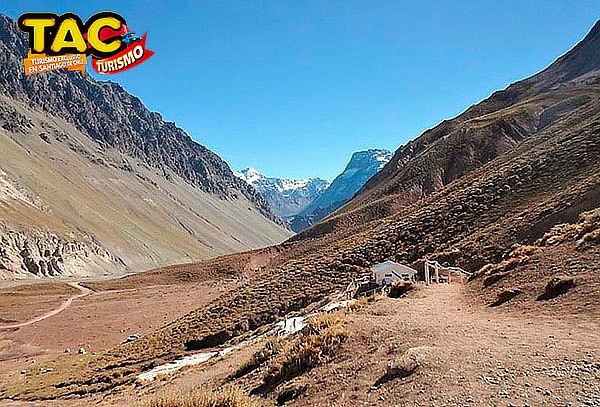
{"left": 295, "top": 20, "right": 600, "bottom": 241}
{"left": 0, "top": 15, "right": 290, "bottom": 278}
{"left": 6, "top": 19, "right": 599, "bottom": 400}
{"left": 0, "top": 15, "right": 275, "bottom": 206}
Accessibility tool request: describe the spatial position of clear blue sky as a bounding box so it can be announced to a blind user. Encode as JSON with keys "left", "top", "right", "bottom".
{"left": 3, "top": 1, "right": 599, "bottom": 180}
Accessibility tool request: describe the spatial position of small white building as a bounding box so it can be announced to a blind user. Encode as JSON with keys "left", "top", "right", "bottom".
{"left": 371, "top": 261, "right": 417, "bottom": 285}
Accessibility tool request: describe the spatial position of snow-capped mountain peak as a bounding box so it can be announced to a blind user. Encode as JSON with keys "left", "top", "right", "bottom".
{"left": 236, "top": 149, "right": 390, "bottom": 231}
{"left": 235, "top": 168, "right": 329, "bottom": 218}
{"left": 288, "top": 148, "right": 392, "bottom": 231}
{"left": 234, "top": 167, "right": 262, "bottom": 184}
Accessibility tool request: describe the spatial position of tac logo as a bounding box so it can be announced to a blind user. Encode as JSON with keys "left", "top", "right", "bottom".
{"left": 17, "top": 12, "right": 154, "bottom": 75}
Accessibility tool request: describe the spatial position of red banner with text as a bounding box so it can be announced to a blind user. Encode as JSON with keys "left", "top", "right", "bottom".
{"left": 92, "top": 33, "right": 154, "bottom": 74}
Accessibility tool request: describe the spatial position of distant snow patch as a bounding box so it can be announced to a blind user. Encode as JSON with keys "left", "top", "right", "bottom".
{"left": 137, "top": 348, "right": 233, "bottom": 382}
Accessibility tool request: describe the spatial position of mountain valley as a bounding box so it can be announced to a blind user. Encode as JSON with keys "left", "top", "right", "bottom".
{"left": 0, "top": 13, "right": 599, "bottom": 407}
{"left": 235, "top": 168, "right": 328, "bottom": 220}
{"left": 236, "top": 149, "right": 392, "bottom": 232}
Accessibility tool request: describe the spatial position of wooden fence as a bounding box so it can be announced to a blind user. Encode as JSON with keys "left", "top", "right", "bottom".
{"left": 424, "top": 260, "right": 472, "bottom": 284}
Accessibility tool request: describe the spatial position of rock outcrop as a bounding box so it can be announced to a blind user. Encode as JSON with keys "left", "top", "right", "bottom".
{"left": 0, "top": 227, "right": 118, "bottom": 279}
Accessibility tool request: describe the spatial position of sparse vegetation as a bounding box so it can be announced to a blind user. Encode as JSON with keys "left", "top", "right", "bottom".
{"left": 144, "top": 386, "right": 259, "bottom": 407}
{"left": 477, "top": 244, "right": 538, "bottom": 280}
{"left": 578, "top": 228, "right": 600, "bottom": 250}
{"left": 263, "top": 311, "right": 349, "bottom": 386}
{"left": 477, "top": 207, "right": 600, "bottom": 292}
{"left": 276, "top": 379, "right": 308, "bottom": 405}
{"left": 538, "top": 208, "right": 600, "bottom": 249}
{"left": 346, "top": 296, "right": 369, "bottom": 311}
{"left": 230, "top": 337, "right": 284, "bottom": 379}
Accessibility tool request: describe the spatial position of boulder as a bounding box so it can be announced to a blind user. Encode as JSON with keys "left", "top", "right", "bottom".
{"left": 537, "top": 275, "right": 576, "bottom": 301}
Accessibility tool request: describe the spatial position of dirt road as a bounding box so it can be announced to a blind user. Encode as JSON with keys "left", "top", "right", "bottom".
{"left": 280, "top": 284, "right": 600, "bottom": 406}
{"left": 0, "top": 282, "right": 91, "bottom": 330}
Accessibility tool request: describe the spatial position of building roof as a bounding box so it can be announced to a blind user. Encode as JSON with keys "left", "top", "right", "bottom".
{"left": 371, "top": 261, "right": 417, "bottom": 275}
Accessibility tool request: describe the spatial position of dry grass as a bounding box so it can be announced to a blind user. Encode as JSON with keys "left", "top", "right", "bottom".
{"left": 230, "top": 336, "right": 285, "bottom": 379}
{"left": 576, "top": 209, "right": 600, "bottom": 250}
{"left": 144, "top": 386, "right": 259, "bottom": 407}
{"left": 580, "top": 208, "right": 600, "bottom": 224}
{"left": 479, "top": 208, "right": 600, "bottom": 284}
{"left": 346, "top": 296, "right": 369, "bottom": 312}
{"left": 276, "top": 379, "right": 308, "bottom": 405}
{"left": 478, "top": 255, "right": 528, "bottom": 278}
{"left": 476, "top": 244, "right": 542, "bottom": 281}
{"left": 538, "top": 208, "right": 600, "bottom": 248}
{"left": 510, "top": 245, "right": 539, "bottom": 257}
{"left": 578, "top": 228, "right": 600, "bottom": 249}
{"left": 263, "top": 311, "right": 349, "bottom": 386}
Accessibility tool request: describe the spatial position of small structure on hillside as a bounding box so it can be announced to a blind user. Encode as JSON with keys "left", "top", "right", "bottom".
{"left": 424, "top": 260, "right": 472, "bottom": 284}
{"left": 371, "top": 261, "right": 417, "bottom": 285}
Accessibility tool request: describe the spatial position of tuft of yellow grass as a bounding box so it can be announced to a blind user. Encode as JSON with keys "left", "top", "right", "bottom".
{"left": 510, "top": 245, "right": 539, "bottom": 257}
{"left": 580, "top": 208, "right": 600, "bottom": 224}
{"left": 346, "top": 296, "right": 369, "bottom": 312}
{"left": 230, "top": 336, "right": 284, "bottom": 379}
{"left": 263, "top": 311, "right": 349, "bottom": 385}
{"left": 578, "top": 228, "right": 600, "bottom": 250}
{"left": 144, "top": 386, "right": 259, "bottom": 407}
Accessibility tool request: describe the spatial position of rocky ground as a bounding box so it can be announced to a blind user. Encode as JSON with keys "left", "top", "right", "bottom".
{"left": 284, "top": 284, "right": 599, "bottom": 407}
{"left": 3, "top": 283, "right": 596, "bottom": 407}
{"left": 0, "top": 228, "right": 115, "bottom": 278}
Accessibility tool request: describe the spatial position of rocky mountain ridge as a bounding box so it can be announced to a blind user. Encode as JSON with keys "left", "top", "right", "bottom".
{"left": 297, "top": 20, "right": 600, "bottom": 240}
{"left": 289, "top": 149, "right": 391, "bottom": 231}
{"left": 234, "top": 168, "right": 329, "bottom": 219}
{"left": 0, "top": 14, "right": 290, "bottom": 277}
{"left": 0, "top": 14, "right": 276, "bottom": 221}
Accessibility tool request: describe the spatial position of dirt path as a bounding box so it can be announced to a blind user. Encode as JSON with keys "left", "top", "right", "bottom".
{"left": 0, "top": 279, "right": 237, "bottom": 406}
{"left": 282, "top": 283, "right": 600, "bottom": 407}
{"left": 78, "top": 283, "right": 598, "bottom": 407}
{"left": 0, "top": 283, "right": 91, "bottom": 330}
